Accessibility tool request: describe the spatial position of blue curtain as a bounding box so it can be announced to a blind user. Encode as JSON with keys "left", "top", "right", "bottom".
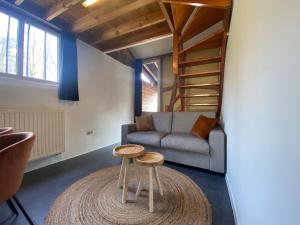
{"left": 59, "top": 32, "right": 79, "bottom": 101}
{"left": 134, "top": 59, "right": 143, "bottom": 117}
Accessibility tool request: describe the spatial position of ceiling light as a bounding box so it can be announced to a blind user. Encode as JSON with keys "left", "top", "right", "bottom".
{"left": 191, "top": 3, "right": 205, "bottom": 7}
{"left": 82, "top": 0, "right": 99, "bottom": 7}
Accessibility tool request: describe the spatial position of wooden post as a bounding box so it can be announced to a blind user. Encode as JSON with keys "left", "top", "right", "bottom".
{"left": 168, "top": 33, "right": 180, "bottom": 111}
{"left": 173, "top": 33, "right": 179, "bottom": 76}
{"left": 179, "top": 42, "right": 186, "bottom": 111}
{"left": 168, "top": 78, "right": 178, "bottom": 111}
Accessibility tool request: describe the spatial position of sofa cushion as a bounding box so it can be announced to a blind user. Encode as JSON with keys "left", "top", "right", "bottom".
{"left": 172, "top": 112, "right": 215, "bottom": 133}
{"left": 145, "top": 112, "right": 172, "bottom": 133}
{"left": 161, "top": 133, "right": 210, "bottom": 155}
{"left": 127, "top": 131, "right": 167, "bottom": 147}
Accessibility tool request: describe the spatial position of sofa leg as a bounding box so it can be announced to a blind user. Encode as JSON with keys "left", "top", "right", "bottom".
{"left": 6, "top": 199, "right": 19, "bottom": 216}
{"left": 13, "top": 196, "right": 34, "bottom": 225}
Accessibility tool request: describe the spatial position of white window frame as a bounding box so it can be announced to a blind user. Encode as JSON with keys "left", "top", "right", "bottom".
{"left": 0, "top": 9, "right": 61, "bottom": 85}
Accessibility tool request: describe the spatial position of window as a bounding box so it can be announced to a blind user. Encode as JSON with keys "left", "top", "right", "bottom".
{"left": 0, "top": 11, "right": 59, "bottom": 83}
{"left": 0, "top": 12, "right": 18, "bottom": 75}
{"left": 142, "top": 61, "right": 159, "bottom": 112}
{"left": 23, "top": 24, "right": 58, "bottom": 82}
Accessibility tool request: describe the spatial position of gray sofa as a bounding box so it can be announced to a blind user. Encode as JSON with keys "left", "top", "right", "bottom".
{"left": 121, "top": 112, "right": 226, "bottom": 173}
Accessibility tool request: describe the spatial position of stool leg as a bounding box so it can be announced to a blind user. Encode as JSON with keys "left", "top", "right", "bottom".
{"left": 13, "top": 196, "right": 34, "bottom": 225}
{"left": 117, "top": 158, "right": 126, "bottom": 188}
{"left": 7, "top": 199, "right": 19, "bottom": 216}
{"left": 154, "top": 167, "right": 163, "bottom": 196}
{"left": 149, "top": 167, "right": 154, "bottom": 213}
{"left": 136, "top": 167, "right": 145, "bottom": 196}
{"left": 133, "top": 158, "right": 137, "bottom": 165}
{"left": 133, "top": 158, "right": 141, "bottom": 189}
{"left": 122, "top": 157, "right": 129, "bottom": 204}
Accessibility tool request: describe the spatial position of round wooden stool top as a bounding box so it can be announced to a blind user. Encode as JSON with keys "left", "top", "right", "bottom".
{"left": 135, "top": 152, "right": 164, "bottom": 167}
{"left": 113, "top": 144, "right": 144, "bottom": 158}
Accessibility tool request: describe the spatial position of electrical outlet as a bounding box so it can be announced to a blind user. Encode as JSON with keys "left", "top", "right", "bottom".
{"left": 86, "top": 130, "right": 93, "bottom": 135}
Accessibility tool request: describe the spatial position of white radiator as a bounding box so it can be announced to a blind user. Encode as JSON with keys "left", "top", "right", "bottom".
{"left": 0, "top": 108, "right": 65, "bottom": 160}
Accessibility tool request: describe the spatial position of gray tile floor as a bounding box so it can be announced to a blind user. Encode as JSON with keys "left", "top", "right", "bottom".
{"left": 0, "top": 145, "right": 235, "bottom": 225}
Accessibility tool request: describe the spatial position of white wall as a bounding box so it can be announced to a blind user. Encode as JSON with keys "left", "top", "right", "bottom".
{"left": 0, "top": 40, "right": 134, "bottom": 170}
{"left": 222, "top": 0, "right": 300, "bottom": 225}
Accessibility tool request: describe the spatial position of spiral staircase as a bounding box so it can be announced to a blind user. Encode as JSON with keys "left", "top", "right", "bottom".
{"left": 159, "top": 0, "right": 233, "bottom": 118}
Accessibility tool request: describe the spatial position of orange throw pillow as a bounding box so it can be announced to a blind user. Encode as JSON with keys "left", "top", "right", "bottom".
{"left": 135, "top": 115, "right": 154, "bottom": 131}
{"left": 191, "top": 115, "right": 217, "bottom": 139}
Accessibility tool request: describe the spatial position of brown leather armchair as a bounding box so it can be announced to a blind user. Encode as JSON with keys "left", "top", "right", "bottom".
{"left": 0, "top": 132, "right": 36, "bottom": 225}
{"left": 0, "top": 127, "right": 13, "bottom": 135}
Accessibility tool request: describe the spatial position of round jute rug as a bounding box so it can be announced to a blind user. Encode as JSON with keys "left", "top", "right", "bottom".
{"left": 45, "top": 165, "right": 212, "bottom": 225}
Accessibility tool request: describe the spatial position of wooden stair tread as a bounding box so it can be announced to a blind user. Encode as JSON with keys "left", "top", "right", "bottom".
{"left": 179, "top": 83, "right": 220, "bottom": 89}
{"left": 179, "top": 56, "right": 222, "bottom": 67}
{"left": 184, "top": 103, "right": 219, "bottom": 106}
{"left": 181, "top": 94, "right": 219, "bottom": 98}
{"left": 179, "top": 70, "right": 220, "bottom": 78}
{"left": 167, "top": 1, "right": 232, "bottom": 114}
{"left": 184, "top": 109, "right": 218, "bottom": 112}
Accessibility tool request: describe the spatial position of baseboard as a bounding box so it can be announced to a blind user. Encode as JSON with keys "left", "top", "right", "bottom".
{"left": 225, "top": 176, "right": 240, "bottom": 225}
{"left": 26, "top": 143, "right": 120, "bottom": 172}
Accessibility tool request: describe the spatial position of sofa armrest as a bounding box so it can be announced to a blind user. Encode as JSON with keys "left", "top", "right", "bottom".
{"left": 121, "top": 123, "right": 137, "bottom": 145}
{"left": 209, "top": 126, "right": 226, "bottom": 173}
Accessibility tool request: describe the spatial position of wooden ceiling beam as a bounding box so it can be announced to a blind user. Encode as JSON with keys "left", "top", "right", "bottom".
{"left": 103, "top": 33, "right": 172, "bottom": 53}
{"left": 100, "top": 22, "right": 172, "bottom": 53}
{"left": 162, "top": 0, "right": 231, "bottom": 9}
{"left": 157, "top": 0, "right": 175, "bottom": 33}
{"left": 91, "top": 11, "right": 166, "bottom": 45}
{"left": 46, "top": 0, "right": 82, "bottom": 21}
{"left": 72, "top": 0, "right": 157, "bottom": 33}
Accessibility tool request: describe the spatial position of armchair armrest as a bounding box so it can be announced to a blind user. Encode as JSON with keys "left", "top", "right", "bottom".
{"left": 209, "top": 126, "right": 226, "bottom": 173}
{"left": 121, "top": 123, "right": 137, "bottom": 145}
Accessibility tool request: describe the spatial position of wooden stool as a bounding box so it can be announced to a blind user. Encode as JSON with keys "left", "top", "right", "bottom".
{"left": 135, "top": 152, "right": 164, "bottom": 213}
{"left": 113, "top": 144, "right": 144, "bottom": 204}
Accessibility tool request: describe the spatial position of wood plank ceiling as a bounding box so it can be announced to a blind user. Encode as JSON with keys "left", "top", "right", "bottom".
{"left": 14, "top": 0, "right": 171, "bottom": 56}
{"left": 12, "top": 0, "right": 231, "bottom": 68}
